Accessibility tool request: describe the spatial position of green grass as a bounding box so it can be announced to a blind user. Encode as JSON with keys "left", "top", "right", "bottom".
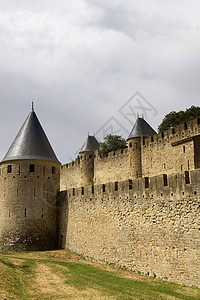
{"left": 49, "top": 261, "right": 200, "bottom": 300}
{"left": 0, "top": 256, "right": 35, "bottom": 299}
{"left": 0, "top": 250, "right": 199, "bottom": 300}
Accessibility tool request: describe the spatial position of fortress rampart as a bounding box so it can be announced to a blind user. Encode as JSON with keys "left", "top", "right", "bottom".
{"left": 1, "top": 107, "right": 199, "bottom": 288}
{"left": 57, "top": 169, "right": 200, "bottom": 287}
{"left": 60, "top": 117, "right": 200, "bottom": 189}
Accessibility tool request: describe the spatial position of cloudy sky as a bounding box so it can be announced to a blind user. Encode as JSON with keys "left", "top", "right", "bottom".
{"left": 0, "top": 0, "right": 200, "bottom": 163}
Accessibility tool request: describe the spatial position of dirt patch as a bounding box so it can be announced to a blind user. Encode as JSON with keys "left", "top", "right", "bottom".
{"left": 31, "top": 263, "right": 109, "bottom": 300}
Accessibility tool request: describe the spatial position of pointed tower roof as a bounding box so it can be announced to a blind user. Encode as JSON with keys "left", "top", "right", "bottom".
{"left": 128, "top": 117, "right": 156, "bottom": 140}
{"left": 2, "top": 106, "right": 60, "bottom": 163}
{"left": 80, "top": 135, "right": 99, "bottom": 153}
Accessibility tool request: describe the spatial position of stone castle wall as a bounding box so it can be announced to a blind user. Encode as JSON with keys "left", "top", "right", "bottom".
{"left": 141, "top": 118, "right": 200, "bottom": 177}
{"left": 93, "top": 148, "right": 129, "bottom": 184}
{"left": 60, "top": 160, "right": 81, "bottom": 190}
{"left": 0, "top": 159, "right": 60, "bottom": 250}
{"left": 60, "top": 118, "right": 200, "bottom": 190}
{"left": 57, "top": 169, "right": 200, "bottom": 287}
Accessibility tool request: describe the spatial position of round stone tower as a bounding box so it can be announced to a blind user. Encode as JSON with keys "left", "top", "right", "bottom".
{"left": 128, "top": 117, "right": 156, "bottom": 180}
{"left": 0, "top": 105, "right": 60, "bottom": 250}
{"left": 79, "top": 135, "right": 99, "bottom": 186}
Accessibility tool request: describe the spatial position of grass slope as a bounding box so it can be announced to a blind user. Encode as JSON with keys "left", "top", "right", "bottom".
{"left": 0, "top": 250, "right": 199, "bottom": 300}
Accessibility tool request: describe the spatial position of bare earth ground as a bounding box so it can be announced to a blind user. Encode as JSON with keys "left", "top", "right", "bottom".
{"left": 0, "top": 250, "right": 199, "bottom": 300}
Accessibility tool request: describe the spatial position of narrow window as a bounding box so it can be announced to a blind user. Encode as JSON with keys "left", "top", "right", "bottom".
{"left": 7, "top": 165, "right": 12, "bottom": 173}
{"left": 43, "top": 166, "right": 45, "bottom": 176}
{"left": 29, "top": 164, "right": 35, "bottom": 172}
{"left": 145, "top": 177, "right": 149, "bottom": 189}
{"left": 161, "top": 132, "right": 164, "bottom": 138}
{"left": 185, "top": 171, "right": 190, "bottom": 184}
{"left": 164, "top": 163, "right": 166, "bottom": 169}
{"left": 41, "top": 208, "right": 44, "bottom": 218}
{"left": 72, "top": 188, "right": 75, "bottom": 196}
{"left": 151, "top": 136, "right": 154, "bottom": 142}
{"left": 102, "top": 184, "right": 106, "bottom": 192}
{"left": 9, "top": 209, "right": 11, "bottom": 218}
{"left": 129, "top": 142, "right": 132, "bottom": 148}
{"left": 163, "top": 174, "right": 168, "bottom": 186}
{"left": 33, "top": 189, "right": 36, "bottom": 197}
{"left": 129, "top": 179, "right": 133, "bottom": 190}
{"left": 25, "top": 208, "right": 27, "bottom": 218}
{"left": 52, "top": 166, "right": 55, "bottom": 174}
{"left": 18, "top": 166, "right": 21, "bottom": 175}
{"left": 181, "top": 164, "right": 183, "bottom": 171}
{"left": 188, "top": 160, "right": 190, "bottom": 170}
{"left": 81, "top": 187, "right": 84, "bottom": 195}
{"left": 17, "top": 189, "right": 19, "bottom": 197}
{"left": 183, "top": 146, "right": 186, "bottom": 153}
{"left": 115, "top": 181, "right": 118, "bottom": 191}
{"left": 92, "top": 185, "right": 94, "bottom": 194}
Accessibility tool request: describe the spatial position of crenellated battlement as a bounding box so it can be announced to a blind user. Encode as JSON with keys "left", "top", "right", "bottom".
{"left": 63, "top": 169, "right": 200, "bottom": 200}
{"left": 58, "top": 168, "right": 200, "bottom": 288}
{"left": 143, "top": 117, "right": 200, "bottom": 147}
{"left": 60, "top": 117, "right": 200, "bottom": 190}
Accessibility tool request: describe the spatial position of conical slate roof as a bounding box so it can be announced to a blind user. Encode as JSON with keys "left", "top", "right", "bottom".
{"left": 128, "top": 117, "right": 156, "bottom": 140}
{"left": 2, "top": 108, "right": 60, "bottom": 163}
{"left": 80, "top": 135, "right": 99, "bottom": 153}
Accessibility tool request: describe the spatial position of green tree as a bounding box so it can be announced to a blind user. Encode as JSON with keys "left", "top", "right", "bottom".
{"left": 158, "top": 106, "right": 200, "bottom": 132}
{"left": 99, "top": 134, "right": 127, "bottom": 155}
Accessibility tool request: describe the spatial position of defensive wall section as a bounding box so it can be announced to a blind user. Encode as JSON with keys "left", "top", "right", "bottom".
{"left": 57, "top": 169, "right": 200, "bottom": 287}
{"left": 142, "top": 118, "right": 200, "bottom": 177}
{"left": 60, "top": 118, "right": 200, "bottom": 189}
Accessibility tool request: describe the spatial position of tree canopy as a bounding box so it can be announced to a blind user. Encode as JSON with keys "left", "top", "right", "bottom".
{"left": 99, "top": 134, "right": 127, "bottom": 155}
{"left": 158, "top": 106, "right": 200, "bottom": 132}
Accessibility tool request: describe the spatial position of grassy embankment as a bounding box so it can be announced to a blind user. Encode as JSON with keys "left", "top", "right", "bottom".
{"left": 0, "top": 250, "right": 199, "bottom": 300}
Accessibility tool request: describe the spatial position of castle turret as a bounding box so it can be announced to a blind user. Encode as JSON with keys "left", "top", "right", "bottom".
{"left": 128, "top": 117, "right": 156, "bottom": 179}
{"left": 0, "top": 105, "right": 60, "bottom": 250}
{"left": 79, "top": 135, "right": 99, "bottom": 186}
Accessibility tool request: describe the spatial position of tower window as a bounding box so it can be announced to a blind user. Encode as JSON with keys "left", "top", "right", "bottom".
{"left": 33, "top": 189, "right": 36, "bottom": 197}
{"left": 18, "top": 166, "right": 21, "bottom": 175}
{"left": 115, "top": 181, "right": 118, "bottom": 191}
{"left": 52, "top": 167, "right": 55, "bottom": 174}
{"left": 129, "top": 179, "right": 133, "bottom": 190}
{"left": 129, "top": 143, "right": 132, "bottom": 148}
{"left": 7, "top": 165, "right": 12, "bottom": 173}
{"left": 25, "top": 208, "right": 27, "bottom": 218}
{"left": 183, "top": 146, "right": 186, "bottom": 153}
{"left": 29, "top": 164, "right": 35, "bottom": 172}
{"left": 81, "top": 187, "right": 84, "bottom": 195}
